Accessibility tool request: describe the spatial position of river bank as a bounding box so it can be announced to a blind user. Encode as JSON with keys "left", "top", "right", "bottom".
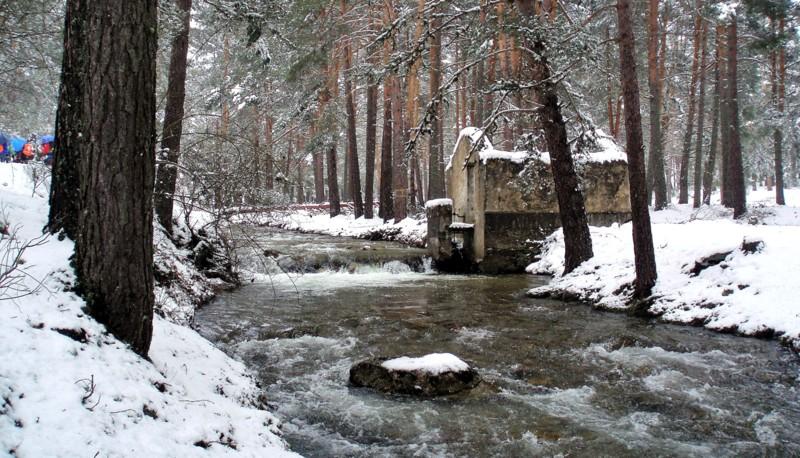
{"left": 196, "top": 228, "right": 800, "bottom": 456}
{"left": 0, "top": 163, "right": 299, "bottom": 456}
{"left": 241, "top": 189, "right": 800, "bottom": 352}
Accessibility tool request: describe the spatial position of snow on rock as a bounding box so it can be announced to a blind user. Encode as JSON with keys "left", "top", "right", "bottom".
{"left": 381, "top": 353, "right": 471, "bottom": 375}
{"left": 424, "top": 198, "right": 453, "bottom": 210}
{"left": 0, "top": 163, "right": 298, "bottom": 457}
{"left": 527, "top": 190, "right": 800, "bottom": 351}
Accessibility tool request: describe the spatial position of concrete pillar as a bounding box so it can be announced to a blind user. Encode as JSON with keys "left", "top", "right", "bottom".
{"left": 426, "top": 199, "right": 453, "bottom": 264}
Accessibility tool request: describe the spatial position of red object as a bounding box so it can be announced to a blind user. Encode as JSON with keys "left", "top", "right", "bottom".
{"left": 22, "top": 143, "right": 34, "bottom": 158}
{"left": 42, "top": 143, "right": 51, "bottom": 155}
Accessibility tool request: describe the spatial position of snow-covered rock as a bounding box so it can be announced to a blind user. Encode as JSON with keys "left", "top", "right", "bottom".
{"left": 349, "top": 353, "right": 480, "bottom": 396}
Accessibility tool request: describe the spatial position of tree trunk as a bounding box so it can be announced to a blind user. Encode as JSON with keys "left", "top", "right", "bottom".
{"left": 646, "top": 0, "right": 668, "bottom": 210}
{"left": 692, "top": 18, "right": 708, "bottom": 208}
{"left": 57, "top": 0, "right": 158, "bottom": 357}
{"left": 365, "top": 75, "right": 377, "bottom": 218}
{"left": 725, "top": 18, "right": 746, "bottom": 218}
{"left": 48, "top": 0, "right": 85, "bottom": 239}
{"left": 380, "top": 78, "right": 394, "bottom": 220}
{"left": 265, "top": 116, "right": 274, "bottom": 191}
{"left": 718, "top": 24, "right": 730, "bottom": 207}
{"left": 702, "top": 25, "right": 721, "bottom": 205}
{"left": 379, "top": 5, "right": 395, "bottom": 221}
{"left": 518, "top": 0, "right": 593, "bottom": 274}
{"left": 774, "top": 18, "right": 786, "bottom": 205}
{"left": 327, "top": 143, "right": 341, "bottom": 216}
{"left": 678, "top": 6, "right": 702, "bottom": 205}
{"left": 392, "top": 75, "right": 407, "bottom": 222}
{"left": 344, "top": 39, "right": 363, "bottom": 218}
{"left": 296, "top": 136, "right": 306, "bottom": 204}
{"left": 154, "top": 0, "right": 191, "bottom": 235}
{"left": 617, "top": 0, "right": 658, "bottom": 299}
{"left": 427, "top": 11, "right": 445, "bottom": 199}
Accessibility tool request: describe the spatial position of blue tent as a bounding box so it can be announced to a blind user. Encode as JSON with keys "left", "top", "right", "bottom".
{"left": 10, "top": 136, "right": 26, "bottom": 152}
{"left": 40, "top": 134, "right": 55, "bottom": 144}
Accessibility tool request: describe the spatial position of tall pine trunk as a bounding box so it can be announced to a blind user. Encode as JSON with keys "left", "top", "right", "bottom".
{"left": 52, "top": 0, "right": 158, "bottom": 356}
{"left": 773, "top": 18, "right": 786, "bottom": 205}
{"left": 427, "top": 11, "right": 445, "bottom": 199}
{"left": 725, "top": 18, "right": 746, "bottom": 218}
{"left": 154, "top": 0, "right": 191, "bottom": 235}
{"left": 617, "top": 0, "right": 658, "bottom": 299}
{"left": 647, "top": 0, "right": 668, "bottom": 210}
{"left": 702, "top": 25, "right": 721, "bottom": 205}
{"left": 692, "top": 19, "right": 708, "bottom": 208}
{"left": 365, "top": 73, "right": 377, "bottom": 218}
{"left": 519, "top": 0, "right": 593, "bottom": 274}
{"left": 343, "top": 39, "right": 363, "bottom": 218}
{"left": 678, "top": 7, "right": 702, "bottom": 205}
{"left": 392, "top": 75, "right": 407, "bottom": 222}
{"left": 48, "top": 0, "right": 86, "bottom": 238}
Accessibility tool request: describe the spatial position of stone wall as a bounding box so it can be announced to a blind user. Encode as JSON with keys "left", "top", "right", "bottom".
{"left": 439, "top": 129, "right": 632, "bottom": 273}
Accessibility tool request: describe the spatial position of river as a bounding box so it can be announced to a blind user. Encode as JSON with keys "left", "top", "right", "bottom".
{"left": 195, "top": 228, "right": 800, "bottom": 457}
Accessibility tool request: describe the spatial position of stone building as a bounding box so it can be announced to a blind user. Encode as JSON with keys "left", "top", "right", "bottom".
{"left": 427, "top": 128, "right": 631, "bottom": 273}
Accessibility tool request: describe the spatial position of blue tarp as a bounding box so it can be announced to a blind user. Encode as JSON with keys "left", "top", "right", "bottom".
{"left": 0, "top": 133, "right": 8, "bottom": 145}
{"left": 40, "top": 134, "right": 55, "bottom": 144}
{"left": 10, "top": 136, "right": 26, "bottom": 151}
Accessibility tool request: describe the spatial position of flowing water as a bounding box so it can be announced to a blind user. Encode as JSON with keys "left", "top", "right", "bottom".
{"left": 195, "top": 228, "right": 800, "bottom": 457}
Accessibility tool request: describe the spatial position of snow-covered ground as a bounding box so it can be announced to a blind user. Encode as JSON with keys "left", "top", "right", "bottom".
{"left": 528, "top": 187, "right": 800, "bottom": 351}
{"left": 245, "top": 208, "right": 427, "bottom": 247}
{"left": 0, "top": 163, "right": 299, "bottom": 457}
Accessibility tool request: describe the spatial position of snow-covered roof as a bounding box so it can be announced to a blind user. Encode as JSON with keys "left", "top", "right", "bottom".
{"left": 425, "top": 198, "right": 453, "bottom": 210}
{"left": 446, "top": 127, "right": 626, "bottom": 172}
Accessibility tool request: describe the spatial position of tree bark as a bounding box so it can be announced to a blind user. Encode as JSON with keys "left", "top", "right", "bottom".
{"left": 343, "top": 38, "right": 363, "bottom": 218}
{"left": 692, "top": 18, "right": 708, "bottom": 208}
{"left": 265, "top": 116, "right": 274, "bottom": 191}
{"left": 518, "top": 0, "right": 593, "bottom": 274}
{"left": 646, "top": 0, "right": 668, "bottom": 210}
{"left": 725, "top": 18, "right": 746, "bottom": 218}
{"left": 718, "top": 24, "right": 730, "bottom": 207}
{"left": 617, "top": 0, "right": 658, "bottom": 299}
{"left": 427, "top": 11, "right": 445, "bottom": 199}
{"left": 773, "top": 18, "right": 786, "bottom": 205}
{"left": 154, "top": 0, "right": 191, "bottom": 235}
{"left": 48, "top": 0, "right": 86, "bottom": 239}
{"left": 379, "top": 5, "right": 394, "bottom": 220}
{"left": 678, "top": 5, "right": 702, "bottom": 205}
{"left": 55, "top": 0, "right": 158, "bottom": 357}
{"left": 392, "top": 74, "right": 407, "bottom": 222}
{"left": 365, "top": 72, "right": 378, "bottom": 218}
{"left": 702, "top": 25, "right": 721, "bottom": 205}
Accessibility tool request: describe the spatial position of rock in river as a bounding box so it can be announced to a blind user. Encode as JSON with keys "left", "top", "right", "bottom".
{"left": 349, "top": 353, "right": 480, "bottom": 396}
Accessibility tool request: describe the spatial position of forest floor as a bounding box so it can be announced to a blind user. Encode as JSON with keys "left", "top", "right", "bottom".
{"left": 0, "top": 163, "right": 299, "bottom": 457}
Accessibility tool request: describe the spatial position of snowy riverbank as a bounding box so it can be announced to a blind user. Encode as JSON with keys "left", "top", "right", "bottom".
{"left": 243, "top": 207, "right": 427, "bottom": 247}
{"left": 0, "top": 163, "right": 299, "bottom": 456}
{"left": 528, "top": 188, "right": 800, "bottom": 351}
{"left": 242, "top": 187, "right": 800, "bottom": 352}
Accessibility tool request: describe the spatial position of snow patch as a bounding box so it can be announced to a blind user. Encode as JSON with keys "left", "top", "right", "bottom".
{"left": 381, "top": 353, "right": 470, "bottom": 375}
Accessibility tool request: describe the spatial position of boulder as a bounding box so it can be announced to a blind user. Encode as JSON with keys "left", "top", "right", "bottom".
{"left": 349, "top": 353, "right": 480, "bottom": 396}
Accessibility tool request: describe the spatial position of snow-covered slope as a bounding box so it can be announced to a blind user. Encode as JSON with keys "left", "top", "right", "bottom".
{"left": 528, "top": 189, "right": 800, "bottom": 351}
{"left": 0, "top": 163, "right": 299, "bottom": 457}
